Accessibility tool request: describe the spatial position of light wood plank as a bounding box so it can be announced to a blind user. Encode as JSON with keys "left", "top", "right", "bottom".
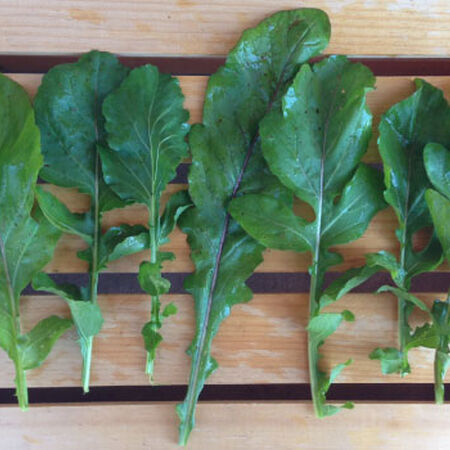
{"left": 7, "top": 74, "right": 450, "bottom": 273}
{"left": 2, "top": 402, "right": 450, "bottom": 449}
{"left": 1, "top": 1, "right": 449, "bottom": 56}
{"left": 0, "top": 292, "right": 446, "bottom": 388}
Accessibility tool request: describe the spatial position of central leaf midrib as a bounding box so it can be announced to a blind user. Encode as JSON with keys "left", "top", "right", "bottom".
{"left": 182, "top": 44, "right": 308, "bottom": 422}
{"left": 0, "top": 231, "right": 24, "bottom": 379}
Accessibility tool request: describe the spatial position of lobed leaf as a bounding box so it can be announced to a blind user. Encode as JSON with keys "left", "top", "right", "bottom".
{"left": 231, "top": 55, "right": 382, "bottom": 417}
{"left": 178, "top": 9, "right": 331, "bottom": 444}
{"left": 0, "top": 73, "right": 67, "bottom": 408}
{"left": 424, "top": 143, "right": 450, "bottom": 262}
{"left": 17, "top": 316, "right": 73, "bottom": 371}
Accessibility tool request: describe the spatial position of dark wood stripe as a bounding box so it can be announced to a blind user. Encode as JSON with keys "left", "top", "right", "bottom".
{"left": 1, "top": 55, "right": 449, "bottom": 76}
{"left": 24, "top": 271, "right": 449, "bottom": 295}
{"left": 0, "top": 383, "right": 446, "bottom": 405}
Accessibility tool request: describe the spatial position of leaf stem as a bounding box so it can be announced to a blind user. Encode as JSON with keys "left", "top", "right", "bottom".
{"left": 81, "top": 149, "right": 101, "bottom": 393}
{"left": 0, "top": 234, "right": 29, "bottom": 409}
{"left": 434, "top": 350, "right": 444, "bottom": 405}
{"left": 81, "top": 335, "right": 93, "bottom": 393}
{"left": 14, "top": 361, "right": 28, "bottom": 411}
{"left": 308, "top": 260, "right": 324, "bottom": 417}
{"left": 145, "top": 194, "right": 161, "bottom": 382}
{"left": 397, "top": 219, "right": 411, "bottom": 375}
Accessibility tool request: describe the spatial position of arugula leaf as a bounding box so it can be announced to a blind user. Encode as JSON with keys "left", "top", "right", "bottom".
{"left": 33, "top": 51, "right": 147, "bottom": 392}
{"left": 369, "top": 80, "right": 450, "bottom": 380}
{"left": 0, "top": 74, "right": 72, "bottom": 409}
{"left": 177, "top": 9, "right": 331, "bottom": 444}
{"left": 424, "top": 143, "right": 450, "bottom": 262}
{"left": 100, "top": 64, "right": 190, "bottom": 381}
{"left": 230, "top": 55, "right": 384, "bottom": 417}
{"left": 423, "top": 143, "right": 450, "bottom": 403}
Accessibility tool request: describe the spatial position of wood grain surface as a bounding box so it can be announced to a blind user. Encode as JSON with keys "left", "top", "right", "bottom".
{"left": 2, "top": 402, "right": 450, "bottom": 449}
{"left": 1, "top": 1, "right": 449, "bottom": 56}
{"left": 0, "top": 292, "right": 444, "bottom": 388}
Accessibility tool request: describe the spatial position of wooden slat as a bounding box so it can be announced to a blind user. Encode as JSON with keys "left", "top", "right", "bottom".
{"left": 6, "top": 74, "right": 450, "bottom": 273}
{"left": 0, "top": 292, "right": 445, "bottom": 388}
{"left": 2, "top": 402, "right": 450, "bottom": 449}
{"left": 1, "top": 1, "right": 449, "bottom": 56}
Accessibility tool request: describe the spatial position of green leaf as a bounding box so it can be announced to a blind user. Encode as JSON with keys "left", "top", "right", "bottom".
{"left": 229, "top": 194, "right": 312, "bottom": 252}
{"left": 32, "top": 272, "right": 84, "bottom": 302}
{"left": 232, "top": 55, "right": 381, "bottom": 418}
{"left": 424, "top": 143, "right": 450, "bottom": 263}
{"left": 317, "top": 359, "right": 354, "bottom": 417}
{"left": 429, "top": 298, "right": 450, "bottom": 403}
{"left": 159, "top": 190, "right": 192, "bottom": 243}
{"left": 425, "top": 190, "right": 450, "bottom": 263}
{"left": 177, "top": 9, "right": 331, "bottom": 444}
{"left": 31, "top": 272, "right": 103, "bottom": 340}
{"left": 366, "top": 251, "right": 406, "bottom": 286}
{"left": 34, "top": 51, "right": 139, "bottom": 392}
{"left": 377, "top": 285, "right": 430, "bottom": 313}
{"left": 98, "top": 224, "right": 149, "bottom": 268}
{"left": 369, "top": 347, "right": 409, "bottom": 375}
{"left": 374, "top": 80, "right": 450, "bottom": 386}
{"left": 36, "top": 186, "right": 93, "bottom": 244}
{"left": 101, "top": 64, "right": 189, "bottom": 206}
{"left": 434, "top": 349, "right": 449, "bottom": 404}
{"left": 0, "top": 73, "right": 63, "bottom": 409}
{"left": 424, "top": 143, "right": 450, "bottom": 198}
{"left": 138, "top": 259, "right": 171, "bottom": 297}
{"left": 18, "top": 316, "right": 72, "bottom": 371}
{"left": 141, "top": 325, "right": 163, "bottom": 355}
{"left": 66, "top": 299, "right": 104, "bottom": 341}
{"left": 406, "top": 323, "right": 438, "bottom": 350}
{"left": 321, "top": 165, "right": 385, "bottom": 247}
{"left": 378, "top": 79, "right": 450, "bottom": 284}
{"left": 101, "top": 64, "right": 189, "bottom": 382}
{"left": 307, "top": 312, "right": 354, "bottom": 348}
{"left": 162, "top": 302, "right": 178, "bottom": 317}
{"left": 34, "top": 51, "right": 129, "bottom": 208}
{"left": 319, "top": 265, "right": 379, "bottom": 309}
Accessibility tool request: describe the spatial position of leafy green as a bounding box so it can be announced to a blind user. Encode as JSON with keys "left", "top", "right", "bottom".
{"left": 33, "top": 50, "right": 148, "bottom": 392}
{"left": 423, "top": 143, "right": 450, "bottom": 403}
{"left": 424, "top": 143, "right": 450, "bottom": 262}
{"left": 177, "top": 9, "right": 331, "bottom": 444}
{"left": 369, "top": 80, "right": 450, "bottom": 386}
{"left": 100, "top": 64, "right": 190, "bottom": 381}
{"left": 0, "top": 74, "right": 72, "bottom": 409}
{"left": 230, "top": 55, "right": 384, "bottom": 417}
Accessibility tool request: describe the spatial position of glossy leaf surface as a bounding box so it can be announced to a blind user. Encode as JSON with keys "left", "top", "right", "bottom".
{"left": 33, "top": 51, "right": 143, "bottom": 392}
{"left": 101, "top": 64, "right": 190, "bottom": 381}
{"left": 178, "top": 9, "right": 331, "bottom": 444}
{"left": 0, "top": 74, "right": 71, "bottom": 409}
{"left": 230, "top": 55, "right": 383, "bottom": 417}
{"left": 370, "top": 80, "right": 450, "bottom": 380}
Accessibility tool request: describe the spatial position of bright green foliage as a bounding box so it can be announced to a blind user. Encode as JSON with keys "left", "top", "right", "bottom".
{"left": 101, "top": 64, "right": 190, "bottom": 381}
{"left": 178, "top": 9, "right": 331, "bottom": 444}
{"left": 423, "top": 142, "right": 450, "bottom": 403}
{"left": 424, "top": 143, "right": 450, "bottom": 262}
{"left": 368, "top": 80, "right": 450, "bottom": 391}
{"left": 33, "top": 51, "right": 148, "bottom": 392}
{"left": 0, "top": 74, "right": 72, "bottom": 409}
{"left": 230, "top": 56, "right": 384, "bottom": 417}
